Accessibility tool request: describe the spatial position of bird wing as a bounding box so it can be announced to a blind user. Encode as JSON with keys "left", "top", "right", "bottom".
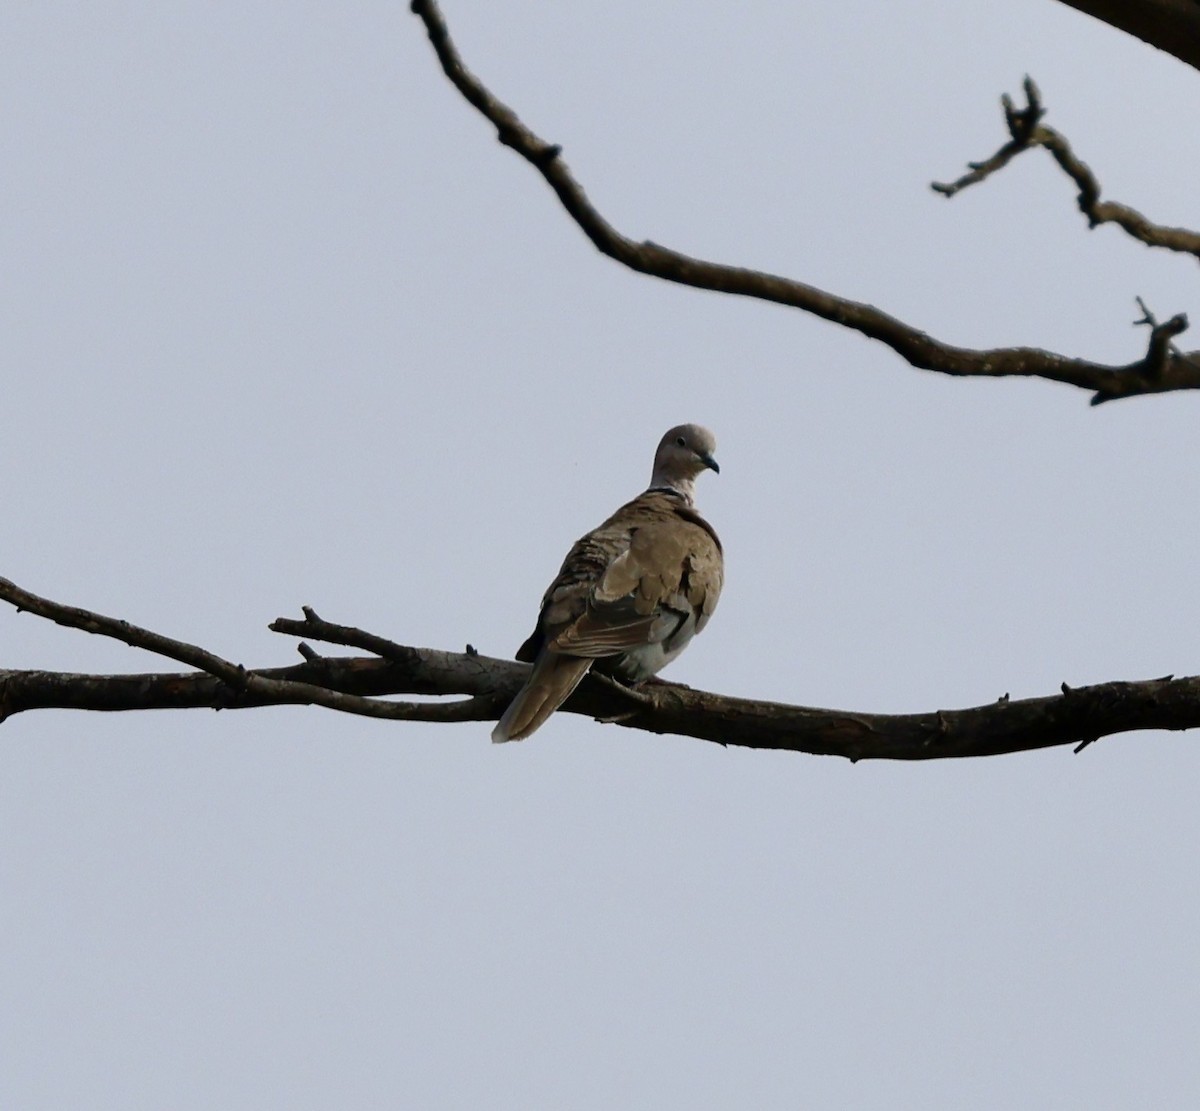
{"left": 523, "top": 490, "right": 723, "bottom": 660}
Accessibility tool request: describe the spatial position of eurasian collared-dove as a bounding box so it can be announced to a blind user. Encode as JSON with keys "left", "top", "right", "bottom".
{"left": 492, "top": 424, "right": 723, "bottom": 743}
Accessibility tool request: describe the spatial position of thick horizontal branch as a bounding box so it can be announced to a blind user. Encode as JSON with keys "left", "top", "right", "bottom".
{"left": 934, "top": 77, "right": 1200, "bottom": 261}
{"left": 410, "top": 1, "right": 1200, "bottom": 405}
{"left": 1, "top": 576, "right": 1196, "bottom": 761}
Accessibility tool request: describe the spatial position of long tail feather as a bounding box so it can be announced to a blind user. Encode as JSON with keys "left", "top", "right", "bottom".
{"left": 491, "top": 653, "right": 592, "bottom": 742}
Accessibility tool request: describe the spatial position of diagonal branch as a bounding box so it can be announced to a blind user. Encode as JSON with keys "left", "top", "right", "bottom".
{"left": 934, "top": 77, "right": 1200, "bottom": 260}
{"left": 410, "top": 1, "right": 1200, "bottom": 406}
{"left": 2, "top": 575, "right": 1199, "bottom": 761}
{"left": 0, "top": 577, "right": 495, "bottom": 723}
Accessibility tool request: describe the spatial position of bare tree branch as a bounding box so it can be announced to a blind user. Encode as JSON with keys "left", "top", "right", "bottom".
{"left": 0, "top": 577, "right": 495, "bottom": 724}
{"left": 934, "top": 77, "right": 1200, "bottom": 260}
{"left": 2, "top": 576, "right": 1197, "bottom": 761}
{"left": 410, "top": 1, "right": 1200, "bottom": 406}
{"left": 1053, "top": 0, "right": 1200, "bottom": 74}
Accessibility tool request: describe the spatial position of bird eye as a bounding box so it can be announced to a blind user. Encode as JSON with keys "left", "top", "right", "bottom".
{"left": 675, "top": 436, "right": 686, "bottom": 447}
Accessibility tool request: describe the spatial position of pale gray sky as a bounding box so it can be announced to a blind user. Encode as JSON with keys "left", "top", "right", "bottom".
{"left": 3, "top": 2, "right": 1199, "bottom": 1108}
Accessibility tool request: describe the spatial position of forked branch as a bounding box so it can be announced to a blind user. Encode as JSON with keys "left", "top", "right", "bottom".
{"left": 934, "top": 77, "right": 1200, "bottom": 260}
{"left": 2, "top": 576, "right": 1196, "bottom": 761}
{"left": 410, "top": 1, "right": 1200, "bottom": 405}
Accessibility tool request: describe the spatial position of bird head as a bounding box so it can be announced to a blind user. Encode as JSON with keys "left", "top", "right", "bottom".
{"left": 650, "top": 424, "right": 719, "bottom": 501}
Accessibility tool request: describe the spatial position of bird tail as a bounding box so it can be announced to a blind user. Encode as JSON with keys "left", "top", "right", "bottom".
{"left": 491, "top": 653, "right": 592, "bottom": 743}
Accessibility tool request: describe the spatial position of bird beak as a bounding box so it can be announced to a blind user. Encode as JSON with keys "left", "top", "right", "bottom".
{"left": 700, "top": 453, "right": 719, "bottom": 474}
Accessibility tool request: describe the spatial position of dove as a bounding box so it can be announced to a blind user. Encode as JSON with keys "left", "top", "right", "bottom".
{"left": 492, "top": 424, "right": 723, "bottom": 743}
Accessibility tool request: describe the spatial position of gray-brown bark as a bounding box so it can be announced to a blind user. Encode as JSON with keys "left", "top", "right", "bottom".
{"left": 933, "top": 77, "right": 1200, "bottom": 264}
{"left": 1054, "top": 0, "right": 1200, "bottom": 72}
{"left": 410, "top": 0, "right": 1200, "bottom": 405}
{"left": 0, "top": 577, "right": 1194, "bottom": 760}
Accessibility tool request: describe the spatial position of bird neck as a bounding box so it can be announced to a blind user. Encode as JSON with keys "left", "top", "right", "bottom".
{"left": 646, "top": 475, "right": 696, "bottom": 505}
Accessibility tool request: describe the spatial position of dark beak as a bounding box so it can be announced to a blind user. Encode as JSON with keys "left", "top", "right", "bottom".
{"left": 700, "top": 453, "right": 719, "bottom": 474}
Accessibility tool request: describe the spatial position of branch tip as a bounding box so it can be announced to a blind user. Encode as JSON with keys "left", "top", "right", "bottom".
{"left": 937, "top": 80, "right": 1200, "bottom": 266}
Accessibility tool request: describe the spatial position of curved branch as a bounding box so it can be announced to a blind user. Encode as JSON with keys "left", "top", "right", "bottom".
{"left": 1, "top": 576, "right": 1196, "bottom": 761}
{"left": 934, "top": 77, "right": 1200, "bottom": 261}
{"left": 1052, "top": 0, "right": 1200, "bottom": 74}
{"left": 410, "top": 1, "right": 1200, "bottom": 406}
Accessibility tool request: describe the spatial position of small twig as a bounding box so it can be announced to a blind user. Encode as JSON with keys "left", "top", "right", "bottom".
{"left": 1132, "top": 296, "right": 1189, "bottom": 377}
{"left": 930, "top": 142, "right": 1025, "bottom": 198}
{"left": 270, "top": 611, "right": 421, "bottom": 665}
{"left": 1134, "top": 296, "right": 1157, "bottom": 329}
{"left": 1003, "top": 76, "right": 1046, "bottom": 140}
{"left": 933, "top": 77, "right": 1044, "bottom": 197}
